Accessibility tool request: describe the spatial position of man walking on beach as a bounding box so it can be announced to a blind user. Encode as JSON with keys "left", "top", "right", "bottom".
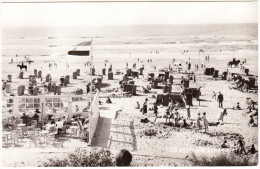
{"left": 217, "top": 92, "right": 224, "bottom": 108}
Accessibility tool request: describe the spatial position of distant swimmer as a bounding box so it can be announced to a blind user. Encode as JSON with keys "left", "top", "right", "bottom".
{"left": 11, "top": 58, "right": 13, "bottom": 63}
{"left": 16, "top": 54, "right": 18, "bottom": 57}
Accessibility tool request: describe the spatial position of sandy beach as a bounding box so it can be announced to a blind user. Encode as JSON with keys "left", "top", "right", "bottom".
{"left": 1, "top": 23, "right": 258, "bottom": 166}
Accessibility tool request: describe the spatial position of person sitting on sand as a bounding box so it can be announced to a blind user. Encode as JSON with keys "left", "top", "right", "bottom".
{"left": 247, "top": 144, "right": 256, "bottom": 155}
{"left": 135, "top": 102, "right": 140, "bottom": 109}
{"left": 106, "top": 97, "right": 112, "bottom": 104}
{"left": 202, "top": 112, "right": 209, "bottom": 133}
{"left": 196, "top": 113, "right": 202, "bottom": 132}
{"left": 181, "top": 119, "right": 188, "bottom": 128}
{"left": 248, "top": 115, "right": 255, "bottom": 126}
{"left": 234, "top": 102, "right": 241, "bottom": 110}
{"left": 221, "top": 140, "right": 229, "bottom": 148}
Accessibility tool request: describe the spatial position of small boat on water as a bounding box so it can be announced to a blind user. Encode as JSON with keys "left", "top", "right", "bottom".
{"left": 68, "top": 41, "right": 91, "bottom": 56}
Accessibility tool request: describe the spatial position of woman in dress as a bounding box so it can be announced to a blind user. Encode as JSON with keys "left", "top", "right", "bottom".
{"left": 142, "top": 101, "right": 147, "bottom": 115}
{"left": 202, "top": 112, "right": 209, "bottom": 133}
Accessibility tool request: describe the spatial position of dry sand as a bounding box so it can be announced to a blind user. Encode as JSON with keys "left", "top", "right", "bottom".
{"left": 1, "top": 48, "right": 258, "bottom": 166}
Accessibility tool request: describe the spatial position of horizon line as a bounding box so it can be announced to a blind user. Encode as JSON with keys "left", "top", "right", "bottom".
{"left": 2, "top": 23, "right": 258, "bottom": 28}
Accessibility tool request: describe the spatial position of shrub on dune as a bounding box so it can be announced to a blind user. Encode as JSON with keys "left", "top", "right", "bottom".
{"left": 190, "top": 152, "right": 258, "bottom": 166}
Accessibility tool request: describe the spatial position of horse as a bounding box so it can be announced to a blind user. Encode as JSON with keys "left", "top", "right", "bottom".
{"left": 227, "top": 60, "right": 240, "bottom": 68}
{"left": 17, "top": 64, "right": 27, "bottom": 71}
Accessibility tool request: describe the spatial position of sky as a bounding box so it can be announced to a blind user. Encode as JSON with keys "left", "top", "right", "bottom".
{"left": 0, "top": 1, "right": 258, "bottom": 27}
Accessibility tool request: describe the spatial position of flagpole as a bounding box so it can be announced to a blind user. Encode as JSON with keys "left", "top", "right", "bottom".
{"left": 89, "top": 38, "right": 93, "bottom": 145}
{"left": 90, "top": 38, "right": 93, "bottom": 116}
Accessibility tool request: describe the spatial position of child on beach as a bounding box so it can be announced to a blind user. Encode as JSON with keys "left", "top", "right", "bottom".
{"left": 202, "top": 112, "right": 209, "bottom": 133}
{"left": 196, "top": 113, "right": 202, "bottom": 132}
{"left": 212, "top": 91, "right": 216, "bottom": 100}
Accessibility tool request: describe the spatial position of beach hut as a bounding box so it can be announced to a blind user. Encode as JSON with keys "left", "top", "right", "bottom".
{"left": 140, "top": 68, "right": 144, "bottom": 75}
{"left": 108, "top": 72, "right": 113, "bottom": 80}
{"left": 7, "top": 75, "right": 12, "bottom": 82}
{"left": 17, "top": 85, "right": 25, "bottom": 96}
{"left": 6, "top": 83, "right": 11, "bottom": 93}
{"left": 183, "top": 79, "right": 189, "bottom": 88}
{"left": 19, "top": 72, "right": 23, "bottom": 79}
{"left": 152, "top": 80, "right": 159, "bottom": 89}
{"left": 65, "top": 75, "right": 70, "bottom": 84}
{"left": 163, "top": 85, "right": 169, "bottom": 93}
{"left": 102, "top": 68, "right": 106, "bottom": 75}
{"left": 185, "top": 93, "right": 193, "bottom": 106}
{"left": 34, "top": 69, "right": 38, "bottom": 77}
{"left": 222, "top": 72, "right": 228, "bottom": 80}
{"left": 56, "top": 86, "right": 61, "bottom": 95}
{"left": 163, "top": 93, "right": 170, "bottom": 106}
{"left": 73, "top": 72, "right": 77, "bottom": 79}
{"left": 46, "top": 74, "right": 51, "bottom": 82}
{"left": 38, "top": 71, "right": 42, "bottom": 78}
{"left": 126, "top": 69, "right": 132, "bottom": 76}
{"left": 165, "top": 71, "right": 169, "bottom": 80}
{"left": 76, "top": 69, "right": 80, "bottom": 76}
{"left": 132, "top": 85, "right": 137, "bottom": 95}
{"left": 51, "top": 83, "right": 56, "bottom": 93}
{"left": 33, "top": 87, "right": 39, "bottom": 96}
{"left": 245, "top": 69, "right": 249, "bottom": 76}
{"left": 90, "top": 68, "right": 95, "bottom": 75}
{"left": 213, "top": 70, "right": 219, "bottom": 78}
{"left": 132, "top": 71, "right": 139, "bottom": 79}
{"left": 156, "top": 94, "right": 164, "bottom": 105}
{"left": 170, "top": 75, "right": 174, "bottom": 84}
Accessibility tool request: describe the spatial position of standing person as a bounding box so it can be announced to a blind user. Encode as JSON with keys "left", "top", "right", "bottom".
{"left": 217, "top": 92, "right": 224, "bottom": 108}
{"left": 196, "top": 113, "right": 202, "bottom": 132}
{"left": 142, "top": 100, "right": 147, "bottom": 115}
{"left": 174, "top": 108, "right": 180, "bottom": 127}
{"left": 188, "top": 63, "right": 191, "bottom": 70}
{"left": 165, "top": 108, "right": 171, "bottom": 123}
{"left": 202, "top": 112, "right": 209, "bottom": 133}
{"left": 86, "top": 83, "right": 90, "bottom": 93}
{"left": 186, "top": 105, "right": 191, "bottom": 119}
{"left": 236, "top": 138, "right": 247, "bottom": 154}
{"left": 153, "top": 103, "right": 158, "bottom": 118}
